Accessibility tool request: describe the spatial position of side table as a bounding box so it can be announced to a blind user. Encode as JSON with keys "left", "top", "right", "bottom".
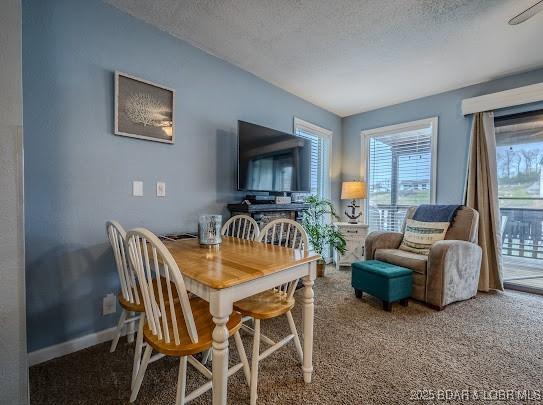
{"left": 333, "top": 222, "right": 369, "bottom": 270}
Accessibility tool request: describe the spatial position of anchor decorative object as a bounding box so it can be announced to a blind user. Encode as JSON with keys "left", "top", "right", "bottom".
{"left": 341, "top": 181, "right": 367, "bottom": 224}
{"left": 345, "top": 199, "right": 362, "bottom": 223}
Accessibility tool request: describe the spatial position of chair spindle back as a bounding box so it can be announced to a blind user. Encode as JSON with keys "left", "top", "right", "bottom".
{"left": 126, "top": 228, "right": 198, "bottom": 345}
{"left": 106, "top": 221, "right": 140, "bottom": 305}
{"left": 257, "top": 219, "right": 309, "bottom": 299}
{"left": 221, "top": 215, "right": 260, "bottom": 240}
{"left": 258, "top": 219, "right": 308, "bottom": 250}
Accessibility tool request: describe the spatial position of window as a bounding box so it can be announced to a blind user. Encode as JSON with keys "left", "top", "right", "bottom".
{"left": 294, "top": 118, "right": 332, "bottom": 198}
{"left": 361, "top": 117, "right": 438, "bottom": 232}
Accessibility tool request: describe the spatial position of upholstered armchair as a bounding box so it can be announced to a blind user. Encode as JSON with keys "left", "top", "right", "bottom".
{"left": 365, "top": 206, "right": 482, "bottom": 310}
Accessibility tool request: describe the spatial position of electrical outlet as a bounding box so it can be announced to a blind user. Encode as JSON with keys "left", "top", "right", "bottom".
{"left": 103, "top": 293, "right": 116, "bottom": 315}
{"left": 156, "top": 181, "right": 166, "bottom": 197}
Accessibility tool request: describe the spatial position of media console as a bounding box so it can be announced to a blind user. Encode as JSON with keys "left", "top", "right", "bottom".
{"left": 226, "top": 202, "right": 310, "bottom": 228}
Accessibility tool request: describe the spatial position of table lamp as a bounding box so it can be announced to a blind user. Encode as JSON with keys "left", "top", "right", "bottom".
{"left": 341, "top": 181, "right": 367, "bottom": 224}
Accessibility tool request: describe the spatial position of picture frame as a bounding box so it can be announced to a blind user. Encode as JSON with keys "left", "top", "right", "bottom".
{"left": 114, "top": 71, "right": 175, "bottom": 144}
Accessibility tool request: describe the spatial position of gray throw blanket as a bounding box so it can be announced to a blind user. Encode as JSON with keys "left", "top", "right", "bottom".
{"left": 413, "top": 204, "right": 462, "bottom": 223}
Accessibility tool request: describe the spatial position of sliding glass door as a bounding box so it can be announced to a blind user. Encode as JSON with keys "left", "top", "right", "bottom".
{"left": 495, "top": 110, "right": 543, "bottom": 293}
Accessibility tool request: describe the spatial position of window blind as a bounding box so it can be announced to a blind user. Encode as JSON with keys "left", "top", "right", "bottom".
{"left": 295, "top": 128, "right": 324, "bottom": 196}
{"left": 366, "top": 123, "right": 435, "bottom": 232}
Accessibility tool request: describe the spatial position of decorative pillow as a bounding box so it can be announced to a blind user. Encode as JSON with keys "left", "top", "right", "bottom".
{"left": 399, "top": 219, "right": 450, "bottom": 255}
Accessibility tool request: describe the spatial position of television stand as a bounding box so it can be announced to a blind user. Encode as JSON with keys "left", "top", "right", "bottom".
{"left": 226, "top": 202, "right": 310, "bottom": 227}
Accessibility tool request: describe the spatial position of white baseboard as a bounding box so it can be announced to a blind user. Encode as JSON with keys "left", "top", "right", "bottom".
{"left": 28, "top": 324, "right": 130, "bottom": 366}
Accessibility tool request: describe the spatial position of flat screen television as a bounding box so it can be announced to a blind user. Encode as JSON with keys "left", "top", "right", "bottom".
{"left": 238, "top": 121, "right": 311, "bottom": 193}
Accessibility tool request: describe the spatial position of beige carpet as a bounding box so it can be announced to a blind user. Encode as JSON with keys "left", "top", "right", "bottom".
{"left": 30, "top": 267, "right": 543, "bottom": 404}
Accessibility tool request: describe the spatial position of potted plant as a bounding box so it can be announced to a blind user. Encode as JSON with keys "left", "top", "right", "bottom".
{"left": 302, "top": 195, "right": 347, "bottom": 277}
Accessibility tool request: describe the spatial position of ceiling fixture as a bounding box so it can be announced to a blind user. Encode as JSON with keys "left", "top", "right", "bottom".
{"left": 508, "top": 0, "right": 543, "bottom": 25}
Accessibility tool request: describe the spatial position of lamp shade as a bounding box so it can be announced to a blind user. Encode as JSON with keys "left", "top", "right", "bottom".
{"left": 341, "top": 181, "right": 367, "bottom": 200}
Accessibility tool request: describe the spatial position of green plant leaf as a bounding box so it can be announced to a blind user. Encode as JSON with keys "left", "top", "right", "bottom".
{"left": 301, "top": 195, "right": 347, "bottom": 255}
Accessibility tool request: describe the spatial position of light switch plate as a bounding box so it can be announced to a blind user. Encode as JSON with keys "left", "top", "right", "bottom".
{"left": 103, "top": 293, "right": 116, "bottom": 315}
{"left": 132, "top": 180, "right": 143, "bottom": 197}
{"left": 156, "top": 181, "right": 166, "bottom": 197}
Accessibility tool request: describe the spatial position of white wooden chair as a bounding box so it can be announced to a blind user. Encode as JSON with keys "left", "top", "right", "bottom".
{"left": 234, "top": 218, "right": 307, "bottom": 405}
{"left": 126, "top": 228, "right": 251, "bottom": 404}
{"left": 106, "top": 221, "right": 147, "bottom": 390}
{"left": 107, "top": 221, "right": 183, "bottom": 390}
{"left": 221, "top": 214, "right": 260, "bottom": 240}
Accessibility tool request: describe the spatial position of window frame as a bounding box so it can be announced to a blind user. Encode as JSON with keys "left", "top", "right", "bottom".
{"left": 294, "top": 117, "right": 333, "bottom": 199}
{"left": 360, "top": 117, "right": 438, "bottom": 227}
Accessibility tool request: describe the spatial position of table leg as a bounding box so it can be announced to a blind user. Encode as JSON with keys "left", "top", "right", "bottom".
{"left": 210, "top": 295, "right": 232, "bottom": 405}
{"left": 302, "top": 273, "right": 315, "bottom": 383}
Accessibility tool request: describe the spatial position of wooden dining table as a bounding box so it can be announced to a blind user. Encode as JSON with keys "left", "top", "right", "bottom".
{"left": 162, "top": 235, "right": 320, "bottom": 405}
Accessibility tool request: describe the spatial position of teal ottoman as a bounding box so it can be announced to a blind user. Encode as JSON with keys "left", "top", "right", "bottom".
{"left": 351, "top": 260, "right": 412, "bottom": 311}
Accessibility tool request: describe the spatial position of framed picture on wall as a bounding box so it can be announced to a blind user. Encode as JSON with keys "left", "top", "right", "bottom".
{"left": 114, "top": 71, "right": 175, "bottom": 144}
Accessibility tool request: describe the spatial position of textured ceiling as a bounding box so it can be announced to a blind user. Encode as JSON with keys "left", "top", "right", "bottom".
{"left": 105, "top": 0, "right": 543, "bottom": 117}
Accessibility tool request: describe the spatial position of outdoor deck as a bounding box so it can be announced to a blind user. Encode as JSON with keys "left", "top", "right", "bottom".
{"left": 503, "top": 256, "right": 543, "bottom": 293}
{"left": 501, "top": 207, "right": 543, "bottom": 293}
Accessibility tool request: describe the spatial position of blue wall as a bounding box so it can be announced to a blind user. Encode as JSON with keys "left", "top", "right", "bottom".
{"left": 342, "top": 68, "right": 543, "bottom": 205}
{"left": 23, "top": 0, "right": 341, "bottom": 351}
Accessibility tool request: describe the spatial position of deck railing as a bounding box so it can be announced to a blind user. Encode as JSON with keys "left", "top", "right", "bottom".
{"left": 500, "top": 207, "right": 543, "bottom": 260}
